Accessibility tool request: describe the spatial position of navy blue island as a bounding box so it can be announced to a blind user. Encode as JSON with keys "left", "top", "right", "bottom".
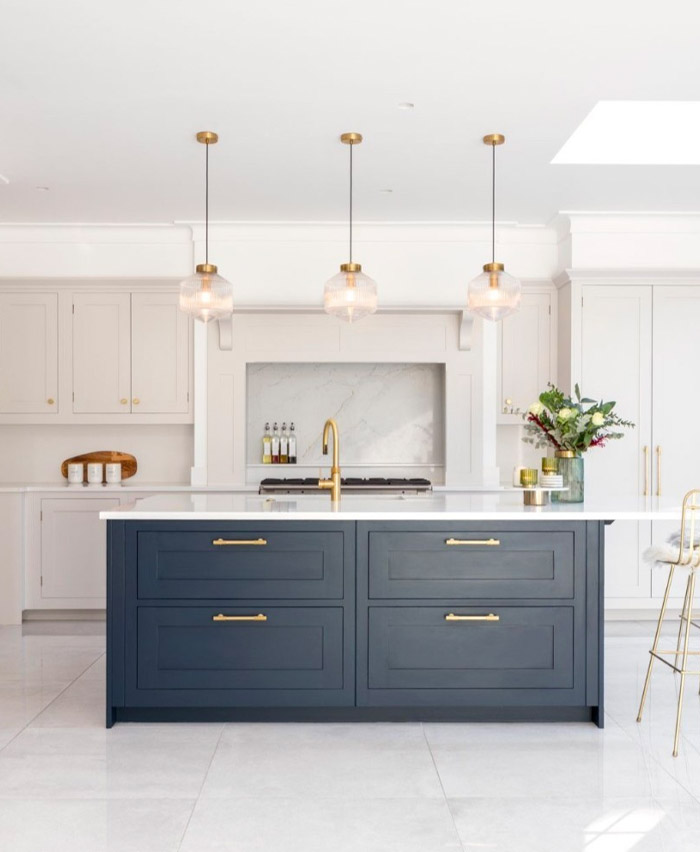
{"left": 101, "top": 491, "right": 672, "bottom": 728}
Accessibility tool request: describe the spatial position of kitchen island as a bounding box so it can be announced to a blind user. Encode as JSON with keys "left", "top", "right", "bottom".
{"left": 101, "top": 493, "right": 678, "bottom": 728}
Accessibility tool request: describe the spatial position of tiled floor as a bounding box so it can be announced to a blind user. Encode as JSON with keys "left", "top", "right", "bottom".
{"left": 1, "top": 622, "right": 700, "bottom": 850}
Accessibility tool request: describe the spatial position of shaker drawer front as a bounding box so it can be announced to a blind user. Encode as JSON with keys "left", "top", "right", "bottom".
{"left": 367, "top": 606, "right": 575, "bottom": 691}
{"left": 137, "top": 530, "right": 344, "bottom": 599}
{"left": 137, "top": 606, "right": 344, "bottom": 690}
{"left": 368, "top": 530, "right": 575, "bottom": 599}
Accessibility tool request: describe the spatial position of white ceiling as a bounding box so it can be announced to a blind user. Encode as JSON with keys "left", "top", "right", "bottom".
{"left": 1, "top": 0, "right": 700, "bottom": 225}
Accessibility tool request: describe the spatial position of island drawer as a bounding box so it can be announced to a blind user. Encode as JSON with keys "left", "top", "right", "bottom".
{"left": 135, "top": 606, "right": 345, "bottom": 691}
{"left": 365, "top": 605, "right": 576, "bottom": 692}
{"left": 136, "top": 529, "right": 344, "bottom": 599}
{"left": 366, "top": 529, "right": 576, "bottom": 599}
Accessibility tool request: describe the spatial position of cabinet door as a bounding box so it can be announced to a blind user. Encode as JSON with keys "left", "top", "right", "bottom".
{"left": 73, "top": 293, "right": 131, "bottom": 413}
{"left": 581, "top": 285, "right": 653, "bottom": 600}
{"left": 131, "top": 293, "right": 189, "bottom": 414}
{"left": 498, "top": 292, "right": 552, "bottom": 421}
{"left": 0, "top": 293, "right": 58, "bottom": 413}
{"left": 651, "top": 286, "right": 700, "bottom": 597}
{"left": 40, "top": 497, "right": 120, "bottom": 605}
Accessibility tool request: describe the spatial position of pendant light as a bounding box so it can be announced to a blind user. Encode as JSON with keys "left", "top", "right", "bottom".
{"left": 467, "top": 133, "right": 521, "bottom": 321}
{"left": 323, "top": 132, "right": 378, "bottom": 323}
{"left": 179, "top": 131, "right": 233, "bottom": 323}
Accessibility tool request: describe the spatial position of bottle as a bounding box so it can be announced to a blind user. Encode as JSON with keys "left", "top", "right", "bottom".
{"left": 262, "top": 422, "right": 272, "bottom": 464}
{"left": 288, "top": 422, "right": 297, "bottom": 464}
{"left": 271, "top": 422, "right": 280, "bottom": 464}
{"left": 280, "top": 422, "right": 289, "bottom": 464}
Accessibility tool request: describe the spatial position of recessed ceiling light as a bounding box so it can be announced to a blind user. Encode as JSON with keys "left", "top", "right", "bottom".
{"left": 552, "top": 101, "right": 700, "bottom": 164}
{"left": 397, "top": 102, "right": 414, "bottom": 110}
{"left": 35, "top": 186, "right": 50, "bottom": 191}
{"left": 0, "top": 174, "right": 9, "bottom": 185}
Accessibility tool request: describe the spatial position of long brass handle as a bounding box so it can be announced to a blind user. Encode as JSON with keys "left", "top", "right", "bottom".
{"left": 445, "top": 538, "right": 500, "bottom": 546}
{"left": 656, "top": 445, "right": 662, "bottom": 497}
{"left": 643, "top": 446, "right": 650, "bottom": 497}
{"left": 212, "top": 613, "right": 267, "bottom": 622}
{"left": 445, "top": 613, "right": 500, "bottom": 622}
{"left": 212, "top": 538, "right": 268, "bottom": 546}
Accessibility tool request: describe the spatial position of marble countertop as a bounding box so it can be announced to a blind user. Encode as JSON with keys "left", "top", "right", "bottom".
{"left": 100, "top": 492, "right": 683, "bottom": 522}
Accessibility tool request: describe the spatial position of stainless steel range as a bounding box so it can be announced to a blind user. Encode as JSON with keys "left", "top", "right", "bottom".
{"left": 259, "top": 477, "right": 432, "bottom": 495}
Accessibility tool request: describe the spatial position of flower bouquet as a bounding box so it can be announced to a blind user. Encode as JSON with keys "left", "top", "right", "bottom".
{"left": 522, "top": 384, "right": 634, "bottom": 502}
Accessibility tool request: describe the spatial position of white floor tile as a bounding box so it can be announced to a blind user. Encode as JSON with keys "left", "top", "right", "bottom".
{"left": 200, "top": 723, "right": 444, "bottom": 799}
{"left": 0, "top": 799, "right": 193, "bottom": 852}
{"left": 180, "top": 797, "right": 463, "bottom": 852}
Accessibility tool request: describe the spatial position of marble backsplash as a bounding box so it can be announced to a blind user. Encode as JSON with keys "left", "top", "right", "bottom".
{"left": 246, "top": 363, "right": 445, "bottom": 468}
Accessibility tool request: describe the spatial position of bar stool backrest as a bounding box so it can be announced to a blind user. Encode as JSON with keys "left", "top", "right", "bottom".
{"left": 675, "top": 489, "right": 700, "bottom": 565}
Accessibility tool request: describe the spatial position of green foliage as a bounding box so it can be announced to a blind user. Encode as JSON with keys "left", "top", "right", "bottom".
{"left": 523, "top": 383, "right": 634, "bottom": 454}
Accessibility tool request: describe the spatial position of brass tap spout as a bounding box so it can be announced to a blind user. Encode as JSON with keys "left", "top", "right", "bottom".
{"left": 318, "top": 418, "right": 341, "bottom": 502}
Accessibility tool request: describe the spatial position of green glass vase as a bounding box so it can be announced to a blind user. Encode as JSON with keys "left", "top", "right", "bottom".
{"left": 552, "top": 451, "right": 584, "bottom": 503}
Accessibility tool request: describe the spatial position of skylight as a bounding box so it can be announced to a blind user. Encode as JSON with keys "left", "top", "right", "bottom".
{"left": 552, "top": 101, "right": 700, "bottom": 165}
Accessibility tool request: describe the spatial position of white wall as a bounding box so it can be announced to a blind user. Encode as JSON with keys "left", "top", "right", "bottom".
{"left": 0, "top": 425, "right": 193, "bottom": 484}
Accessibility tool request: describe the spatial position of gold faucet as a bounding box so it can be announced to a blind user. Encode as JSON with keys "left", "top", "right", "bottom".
{"left": 318, "top": 418, "right": 341, "bottom": 502}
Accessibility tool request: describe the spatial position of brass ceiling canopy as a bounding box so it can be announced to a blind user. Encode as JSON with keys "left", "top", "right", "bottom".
{"left": 483, "top": 133, "right": 505, "bottom": 146}
{"left": 340, "top": 132, "right": 363, "bottom": 145}
{"left": 196, "top": 131, "right": 219, "bottom": 145}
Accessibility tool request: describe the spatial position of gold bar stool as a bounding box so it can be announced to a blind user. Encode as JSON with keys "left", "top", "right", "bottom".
{"left": 637, "top": 489, "right": 700, "bottom": 756}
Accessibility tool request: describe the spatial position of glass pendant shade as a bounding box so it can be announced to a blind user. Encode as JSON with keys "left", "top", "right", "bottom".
{"left": 323, "top": 263, "right": 378, "bottom": 323}
{"left": 467, "top": 263, "right": 521, "bottom": 322}
{"left": 179, "top": 263, "right": 233, "bottom": 323}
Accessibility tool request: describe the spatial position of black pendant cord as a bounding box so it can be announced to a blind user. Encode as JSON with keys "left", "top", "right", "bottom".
{"left": 205, "top": 141, "right": 209, "bottom": 266}
{"left": 349, "top": 142, "right": 353, "bottom": 265}
{"left": 491, "top": 141, "right": 496, "bottom": 265}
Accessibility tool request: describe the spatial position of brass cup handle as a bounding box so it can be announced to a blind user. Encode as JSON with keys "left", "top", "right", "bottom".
{"left": 643, "top": 446, "right": 650, "bottom": 497}
{"left": 212, "top": 538, "right": 268, "bottom": 546}
{"left": 445, "top": 538, "right": 500, "bottom": 546}
{"left": 656, "top": 445, "right": 662, "bottom": 497}
{"left": 445, "top": 613, "right": 500, "bottom": 622}
{"left": 212, "top": 613, "right": 267, "bottom": 622}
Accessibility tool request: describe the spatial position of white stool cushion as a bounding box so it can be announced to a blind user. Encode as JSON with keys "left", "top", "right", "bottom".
{"left": 644, "top": 543, "right": 700, "bottom": 569}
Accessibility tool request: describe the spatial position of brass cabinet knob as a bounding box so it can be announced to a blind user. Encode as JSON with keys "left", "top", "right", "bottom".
{"left": 47, "top": 398, "right": 55, "bottom": 405}
{"left": 505, "top": 398, "right": 513, "bottom": 405}
{"left": 120, "top": 398, "right": 128, "bottom": 405}
{"left": 132, "top": 398, "right": 140, "bottom": 405}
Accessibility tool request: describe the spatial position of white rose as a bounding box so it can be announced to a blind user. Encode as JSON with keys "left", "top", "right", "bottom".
{"left": 528, "top": 402, "right": 544, "bottom": 416}
{"left": 591, "top": 411, "right": 605, "bottom": 427}
{"left": 558, "top": 408, "right": 573, "bottom": 421}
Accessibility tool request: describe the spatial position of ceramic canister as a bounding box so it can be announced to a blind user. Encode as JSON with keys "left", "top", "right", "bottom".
{"left": 87, "top": 462, "right": 103, "bottom": 485}
{"left": 105, "top": 463, "right": 122, "bottom": 484}
{"left": 67, "top": 463, "right": 84, "bottom": 485}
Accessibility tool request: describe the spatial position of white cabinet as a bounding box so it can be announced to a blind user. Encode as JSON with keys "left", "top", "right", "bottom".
{"left": 25, "top": 491, "right": 161, "bottom": 611}
{"left": 72, "top": 291, "right": 190, "bottom": 417}
{"left": 131, "top": 293, "right": 190, "bottom": 414}
{"left": 73, "top": 293, "right": 131, "bottom": 414}
{"left": 563, "top": 278, "right": 700, "bottom": 609}
{"left": 0, "top": 293, "right": 58, "bottom": 413}
{"left": 497, "top": 290, "right": 555, "bottom": 423}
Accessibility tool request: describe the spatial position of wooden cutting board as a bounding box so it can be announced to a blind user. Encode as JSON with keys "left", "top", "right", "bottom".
{"left": 61, "top": 451, "right": 137, "bottom": 483}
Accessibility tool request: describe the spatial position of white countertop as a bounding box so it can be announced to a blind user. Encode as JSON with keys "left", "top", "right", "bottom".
{"left": 99, "top": 492, "right": 682, "bottom": 522}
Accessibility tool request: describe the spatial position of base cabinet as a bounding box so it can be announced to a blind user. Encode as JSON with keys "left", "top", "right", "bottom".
{"left": 107, "top": 520, "right": 603, "bottom": 727}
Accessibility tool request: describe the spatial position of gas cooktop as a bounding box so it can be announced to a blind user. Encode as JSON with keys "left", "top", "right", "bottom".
{"left": 259, "top": 477, "right": 432, "bottom": 495}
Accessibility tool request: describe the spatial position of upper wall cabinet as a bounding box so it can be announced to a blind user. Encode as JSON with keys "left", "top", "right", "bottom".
{"left": 131, "top": 293, "right": 190, "bottom": 414}
{"left": 73, "top": 293, "right": 131, "bottom": 414}
{"left": 0, "top": 284, "right": 192, "bottom": 425}
{"left": 0, "top": 293, "right": 58, "bottom": 414}
{"left": 73, "top": 291, "right": 191, "bottom": 417}
{"left": 497, "top": 289, "right": 555, "bottom": 424}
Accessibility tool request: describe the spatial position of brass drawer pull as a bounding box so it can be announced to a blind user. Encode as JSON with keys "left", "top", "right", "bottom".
{"left": 212, "top": 613, "right": 268, "bottom": 622}
{"left": 445, "top": 538, "right": 500, "bottom": 546}
{"left": 445, "top": 613, "right": 500, "bottom": 622}
{"left": 212, "top": 538, "right": 268, "bottom": 546}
